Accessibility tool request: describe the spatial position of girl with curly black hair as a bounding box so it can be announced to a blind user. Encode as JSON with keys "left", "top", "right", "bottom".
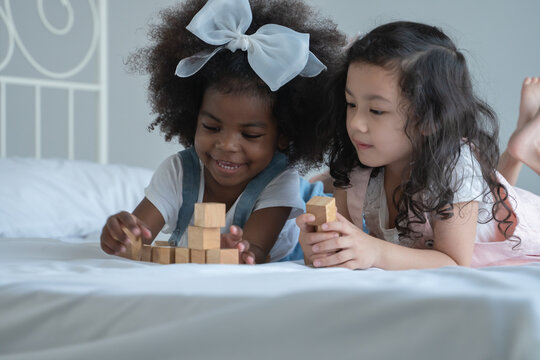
{"left": 100, "top": 0, "right": 346, "bottom": 264}
{"left": 297, "top": 21, "right": 540, "bottom": 270}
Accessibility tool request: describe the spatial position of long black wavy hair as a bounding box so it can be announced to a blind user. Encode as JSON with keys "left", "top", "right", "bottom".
{"left": 128, "top": 0, "right": 346, "bottom": 172}
{"left": 326, "top": 21, "right": 514, "bottom": 242}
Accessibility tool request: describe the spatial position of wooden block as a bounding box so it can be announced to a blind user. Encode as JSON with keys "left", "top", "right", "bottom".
{"left": 175, "top": 247, "right": 190, "bottom": 263}
{"left": 141, "top": 244, "right": 152, "bottom": 262}
{"left": 206, "top": 249, "right": 239, "bottom": 264}
{"left": 306, "top": 196, "right": 337, "bottom": 227}
{"left": 152, "top": 245, "right": 175, "bottom": 264}
{"left": 121, "top": 227, "right": 142, "bottom": 260}
{"left": 154, "top": 240, "right": 171, "bottom": 247}
{"left": 188, "top": 226, "right": 221, "bottom": 250}
{"left": 194, "top": 202, "right": 226, "bottom": 228}
{"left": 190, "top": 249, "right": 206, "bottom": 264}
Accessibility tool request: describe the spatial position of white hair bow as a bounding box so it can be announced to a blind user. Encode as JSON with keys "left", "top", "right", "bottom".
{"left": 175, "top": 0, "right": 327, "bottom": 91}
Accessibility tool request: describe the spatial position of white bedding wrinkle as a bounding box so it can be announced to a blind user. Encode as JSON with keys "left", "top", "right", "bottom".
{"left": 1, "top": 236, "right": 539, "bottom": 360}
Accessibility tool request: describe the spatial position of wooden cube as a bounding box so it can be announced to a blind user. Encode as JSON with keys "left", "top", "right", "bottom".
{"left": 190, "top": 249, "right": 206, "bottom": 264}
{"left": 194, "top": 203, "right": 226, "bottom": 228}
{"left": 175, "top": 247, "right": 190, "bottom": 264}
{"left": 306, "top": 196, "right": 337, "bottom": 227}
{"left": 206, "top": 249, "right": 239, "bottom": 264}
{"left": 152, "top": 245, "right": 175, "bottom": 264}
{"left": 154, "top": 240, "right": 171, "bottom": 247}
{"left": 188, "top": 226, "right": 221, "bottom": 250}
{"left": 121, "top": 227, "right": 142, "bottom": 260}
{"left": 141, "top": 244, "right": 152, "bottom": 262}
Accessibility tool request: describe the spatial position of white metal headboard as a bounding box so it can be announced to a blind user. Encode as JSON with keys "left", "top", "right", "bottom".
{"left": 0, "top": 0, "right": 108, "bottom": 163}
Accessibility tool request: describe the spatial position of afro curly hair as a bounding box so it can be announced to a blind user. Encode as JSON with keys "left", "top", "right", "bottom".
{"left": 128, "top": 0, "right": 346, "bottom": 172}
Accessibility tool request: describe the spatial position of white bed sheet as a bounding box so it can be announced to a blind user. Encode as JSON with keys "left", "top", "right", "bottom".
{"left": 1, "top": 236, "right": 539, "bottom": 360}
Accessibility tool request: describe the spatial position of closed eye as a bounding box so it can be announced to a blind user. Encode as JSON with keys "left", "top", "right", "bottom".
{"left": 370, "top": 109, "right": 385, "bottom": 115}
{"left": 346, "top": 102, "right": 356, "bottom": 109}
{"left": 202, "top": 123, "right": 219, "bottom": 132}
{"left": 242, "top": 133, "right": 263, "bottom": 139}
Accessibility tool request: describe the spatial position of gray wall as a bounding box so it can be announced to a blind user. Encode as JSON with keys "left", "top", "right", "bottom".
{"left": 3, "top": 0, "right": 539, "bottom": 193}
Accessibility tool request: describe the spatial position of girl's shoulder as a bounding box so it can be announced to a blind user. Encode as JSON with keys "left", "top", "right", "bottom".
{"left": 148, "top": 152, "right": 189, "bottom": 192}
{"left": 155, "top": 152, "right": 185, "bottom": 176}
{"left": 265, "top": 167, "right": 300, "bottom": 190}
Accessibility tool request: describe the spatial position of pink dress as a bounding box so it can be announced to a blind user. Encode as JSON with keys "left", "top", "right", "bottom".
{"left": 346, "top": 166, "right": 540, "bottom": 267}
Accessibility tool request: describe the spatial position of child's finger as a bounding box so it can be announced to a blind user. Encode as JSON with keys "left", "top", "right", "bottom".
{"left": 101, "top": 241, "right": 126, "bottom": 255}
{"left": 115, "top": 212, "right": 142, "bottom": 237}
{"left": 221, "top": 233, "right": 241, "bottom": 249}
{"left": 312, "top": 236, "right": 349, "bottom": 254}
{"left": 105, "top": 217, "right": 131, "bottom": 246}
{"left": 235, "top": 241, "right": 246, "bottom": 253}
{"left": 236, "top": 239, "right": 250, "bottom": 253}
{"left": 135, "top": 218, "right": 153, "bottom": 240}
{"left": 312, "top": 249, "right": 353, "bottom": 268}
{"left": 100, "top": 229, "right": 117, "bottom": 255}
{"left": 229, "top": 225, "right": 243, "bottom": 239}
{"left": 101, "top": 227, "right": 126, "bottom": 254}
{"left": 319, "top": 217, "right": 350, "bottom": 234}
{"left": 301, "top": 231, "right": 339, "bottom": 246}
{"left": 220, "top": 226, "right": 244, "bottom": 248}
{"left": 309, "top": 251, "right": 336, "bottom": 266}
{"left": 295, "top": 213, "right": 316, "bottom": 232}
{"left": 106, "top": 213, "right": 137, "bottom": 244}
{"left": 242, "top": 251, "right": 256, "bottom": 265}
{"left": 101, "top": 241, "right": 116, "bottom": 255}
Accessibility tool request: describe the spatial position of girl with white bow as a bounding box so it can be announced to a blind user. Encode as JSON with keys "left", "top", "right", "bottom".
{"left": 100, "top": 0, "right": 346, "bottom": 263}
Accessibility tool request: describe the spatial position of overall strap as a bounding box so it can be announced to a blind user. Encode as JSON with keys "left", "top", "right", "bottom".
{"left": 232, "top": 151, "right": 288, "bottom": 228}
{"left": 169, "top": 147, "right": 201, "bottom": 246}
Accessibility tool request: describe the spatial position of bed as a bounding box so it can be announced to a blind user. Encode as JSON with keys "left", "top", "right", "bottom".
{"left": 1, "top": 1, "right": 540, "bottom": 360}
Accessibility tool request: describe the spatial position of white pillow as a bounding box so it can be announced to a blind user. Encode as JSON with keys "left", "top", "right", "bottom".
{"left": 0, "top": 158, "right": 153, "bottom": 238}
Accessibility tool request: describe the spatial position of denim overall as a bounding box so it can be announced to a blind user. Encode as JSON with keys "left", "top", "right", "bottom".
{"left": 168, "top": 147, "right": 287, "bottom": 245}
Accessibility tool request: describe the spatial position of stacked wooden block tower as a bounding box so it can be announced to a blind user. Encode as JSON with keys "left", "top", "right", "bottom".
{"left": 306, "top": 196, "right": 337, "bottom": 231}
{"left": 188, "top": 202, "right": 238, "bottom": 264}
{"left": 121, "top": 202, "right": 238, "bottom": 265}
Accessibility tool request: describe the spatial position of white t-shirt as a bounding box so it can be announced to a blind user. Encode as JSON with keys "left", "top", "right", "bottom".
{"left": 145, "top": 154, "right": 304, "bottom": 261}
{"left": 364, "top": 143, "right": 494, "bottom": 246}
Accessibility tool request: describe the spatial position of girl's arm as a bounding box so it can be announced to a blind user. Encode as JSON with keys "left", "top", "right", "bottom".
{"left": 373, "top": 201, "right": 478, "bottom": 269}
{"left": 308, "top": 201, "right": 478, "bottom": 270}
{"left": 241, "top": 206, "right": 292, "bottom": 263}
{"left": 100, "top": 197, "right": 164, "bottom": 255}
{"left": 132, "top": 198, "right": 166, "bottom": 244}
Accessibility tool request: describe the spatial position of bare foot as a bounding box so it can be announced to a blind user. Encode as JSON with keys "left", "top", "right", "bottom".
{"left": 516, "top": 77, "right": 540, "bottom": 130}
{"left": 507, "top": 78, "right": 540, "bottom": 176}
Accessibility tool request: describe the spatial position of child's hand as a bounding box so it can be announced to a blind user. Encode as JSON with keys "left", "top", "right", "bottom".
{"left": 221, "top": 225, "right": 256, "bottom": 265}
{"left": 308, "top": 213, "right": 382, "bottom": 270}
{"left": 100, "top": 211, "right": 152, "bottom": 256}
{"left": 296, "top": 213, "right": 340, "bottom": 265}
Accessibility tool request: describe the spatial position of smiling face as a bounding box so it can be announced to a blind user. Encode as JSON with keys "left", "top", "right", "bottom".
{"left": 345, "top": 62, "right": 413, "bottom": 175}
{"left": 194, "top": 87, "right": 286, "bottom": 198}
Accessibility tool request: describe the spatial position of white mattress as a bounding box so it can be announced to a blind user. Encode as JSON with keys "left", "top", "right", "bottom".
{"left": 1, "top": 236, "right": 539, "bottom": 360}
